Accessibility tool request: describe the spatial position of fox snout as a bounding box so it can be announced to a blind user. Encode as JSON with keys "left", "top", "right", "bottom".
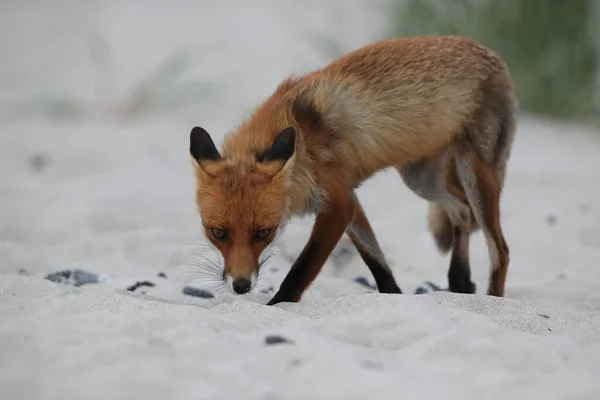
{"left": 220, "top": 244, "right": 266, "bottom": 295}
{"left": 225, "top": 268, "right": 258, "bottom": 295}
{"left": 223, "top": 256, "right": 258, "bottom": 294}
{"left": 231, "top": 278, "right": 252, "bottom": 294}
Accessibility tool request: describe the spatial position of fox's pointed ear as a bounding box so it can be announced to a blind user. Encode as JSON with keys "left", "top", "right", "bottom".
{"left": 257, "top": 126, "right": 296, "bottom": 163}
{"left": 190, "top": 126, "right": 221, "bottom": 163}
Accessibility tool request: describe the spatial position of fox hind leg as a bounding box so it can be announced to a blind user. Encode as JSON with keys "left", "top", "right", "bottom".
{"left": 439, "top": 154, "right": 478, "bottom": 294}
{"left": 443, "top": 202, "right": 477, "bottom": 294}
{"left": 455, "top": 143, "right": 509, "bottom": 297}
{"left": 397, "top": 150, "right": 477, "bottom": 294}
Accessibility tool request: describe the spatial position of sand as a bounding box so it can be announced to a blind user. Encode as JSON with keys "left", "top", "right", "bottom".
{"left": 1, "top": 1, "right": 600, "bottom": 399}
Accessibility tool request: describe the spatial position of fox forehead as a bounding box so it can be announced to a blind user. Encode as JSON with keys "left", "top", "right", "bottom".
{"left": 195, "top": 168, "right": 286, "bottom": 229}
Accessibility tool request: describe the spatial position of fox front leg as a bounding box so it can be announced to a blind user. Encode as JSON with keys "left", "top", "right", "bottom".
{"left": 267, "top": 192, "right": 356, "bottom": 305}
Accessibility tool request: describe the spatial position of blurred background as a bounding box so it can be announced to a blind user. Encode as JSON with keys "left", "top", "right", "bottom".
{"left": 1, "top": 0, "right": 598, "bottom": 124}
{"left": 1, "top": 0, "right": 599, "bottom": 299}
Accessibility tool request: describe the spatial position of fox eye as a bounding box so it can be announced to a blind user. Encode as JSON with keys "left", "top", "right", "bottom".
{"left": 254, "top": 229, "right": 272, "bottom": 241}
{"left": 211, "top": 228, "right": 228, "bottom": 241}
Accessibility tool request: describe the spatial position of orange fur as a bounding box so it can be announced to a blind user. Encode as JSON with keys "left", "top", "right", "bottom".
{"left": 189, "top": 35, "right": 517, "bottom": 303}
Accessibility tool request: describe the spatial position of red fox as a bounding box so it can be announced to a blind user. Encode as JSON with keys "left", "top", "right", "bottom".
{"left": 189, "top": 35, "right": 516, "bottom": 305}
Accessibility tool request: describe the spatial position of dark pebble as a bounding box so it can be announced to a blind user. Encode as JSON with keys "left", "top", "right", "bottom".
{"left": 182, "top": 286, "right": 214, "bottom": 299}
{"left": 126, "top": 281, "right": 156, "bottom": 292}
{"left": 18, "top": 268, "right": 29, "bottom": 276}
{"left": 354, "top": 276, "right": 377, "bottom": 290}
{"left": 546, "top": 215, "right": 557, "bottom": 225}
{"left": 45, "top": 269, "right": 103, "bottom": 287}
{"left": 360, "top": 359, "right": 384, "bottom": 370}
{"left": 290, "top": 359, "right": 302, "bottom": 367}
{"left": 265, "top": 335, "right": 294, "bottom": 346}
{"left": 414, "top": 281, "right": 444, "bottom": 295}
{"left": 538, "top": 313, "right": 550, "bottom": 319}
{"left": 29, "top": 153, "right": 49, "bottom": 172}
{"left": 157, "top": 272, "right": 167, "bottom": 278}
{"left": 260, "top": 286, "right": 275, "bottom": 294}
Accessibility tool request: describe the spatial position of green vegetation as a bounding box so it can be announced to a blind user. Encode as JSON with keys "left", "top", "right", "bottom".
{"left": 389, "top": 0, "right": 599, "bottom": 120}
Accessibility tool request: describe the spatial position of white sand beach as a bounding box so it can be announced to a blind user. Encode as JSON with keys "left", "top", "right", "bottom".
{"left": 1, "top": 1, "right": 599, "bottom": 399}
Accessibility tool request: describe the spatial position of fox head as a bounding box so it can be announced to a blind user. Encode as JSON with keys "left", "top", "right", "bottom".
{"left": 189, "top": 126, "right": 296, "bottom": 295}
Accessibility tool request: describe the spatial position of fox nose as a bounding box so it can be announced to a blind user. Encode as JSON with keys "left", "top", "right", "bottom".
{"left": 232, "top": 278, "right": 251, "bottom": 294}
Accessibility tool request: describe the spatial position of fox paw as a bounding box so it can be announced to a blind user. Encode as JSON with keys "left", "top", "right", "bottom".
{"left": 266, "top": 290, "right": 299, "bottom": 305}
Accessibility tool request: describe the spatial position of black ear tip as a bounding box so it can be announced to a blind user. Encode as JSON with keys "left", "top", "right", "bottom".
{"left": 190, "top": 126, "right": 209, "bottom": 141}
{"left": 189, "top": 126, "right": 221, "bottom": 161}
{"left": 189, "top": 126, "right": 206, "bottom": 151}
{"left": 256, "top": 126, "right": 297, "bottom": 163}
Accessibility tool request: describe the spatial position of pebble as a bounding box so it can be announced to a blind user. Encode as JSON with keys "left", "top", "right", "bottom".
{"left": 29, "top": 153, "right": 49, "bottom": 172}
{"left": 264, "top": 335, "right": 294, "bottom": 346}
{"left": 414, "top": 281, "right": 444, "bottom": 295}
{"left": 260, "top": 286, "right": 275, "bottom": 294}
{"left": 182, "top": 286, "right": 214, "bottom": 299}
{"left": 354, "top": 276, "right": 377, "bottom": 290}
{"left": 126, "top": 281, "right": 156, "bottom": 292}
{"left": 360, "top": 359, "right": 384, "bottom": 371}
{"left": 45, "top": 269, "right": 108, "bottom": 287}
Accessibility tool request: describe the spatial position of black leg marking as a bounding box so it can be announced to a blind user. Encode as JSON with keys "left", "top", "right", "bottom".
{"left": 488, "top": 268, "right": 501, "bottom": 297}
{"left": 346, "top": 192, "right": 403, "bottom": 295}
{"left": 354, "top": 246, "right": 402, "bottom": 294}
{"left": 267, "top": 193, "right": 357, "bottom": 306}
{"left": 266, "top": 234, "right": 323, "bottom": 305}
{"left": 447, "top": 227, "right": 476, "bottom": 294}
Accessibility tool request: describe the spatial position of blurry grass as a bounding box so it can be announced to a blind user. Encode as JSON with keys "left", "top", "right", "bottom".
{"left": 389, "top": 0, "right": 599, "bottom": 121}
{"left": 7, "top": 33, "right": 218, "bottom": 122}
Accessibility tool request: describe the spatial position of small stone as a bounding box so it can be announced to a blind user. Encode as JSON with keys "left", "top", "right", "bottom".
{"left": 538, "top": 313, "right": 550, "bottom": 319}
{"left": 360, "top": 359, "right": 384, "bottom": 370}
{"left": 45, "top": 269, "right": 105, "bottom": 287}
{"left": 29, "top": 153, "right": 49, "bottom": 172}
{"left": 354, "top": 276, "right": 377, "bottom": 290}
{"left": 126, "top": 281, "right": 156, "bottom": 292}
{"left": 18, "top": 268, "right": 29, "bottom": 276}
{"left": 414, "top": 281, "right": 444, "bottom": 295}
{"left": 157, "top": 272, "right": 167, "bottom": 278}
{"left": 265, "top": 335, "right": 294, "bottom": 346}
{"left": 260, "top": 286, "right": 275, "bottom": 294}
{"left": 182, "top": 286, "right": 214, "bottom": 299}
{"left": 546, "top": 215, "right": 557, "bottom": 225}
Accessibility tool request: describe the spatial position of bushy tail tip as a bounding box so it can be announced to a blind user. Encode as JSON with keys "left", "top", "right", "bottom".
{"left": 427, "top": 203, "right": 453, "bottom": 254}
